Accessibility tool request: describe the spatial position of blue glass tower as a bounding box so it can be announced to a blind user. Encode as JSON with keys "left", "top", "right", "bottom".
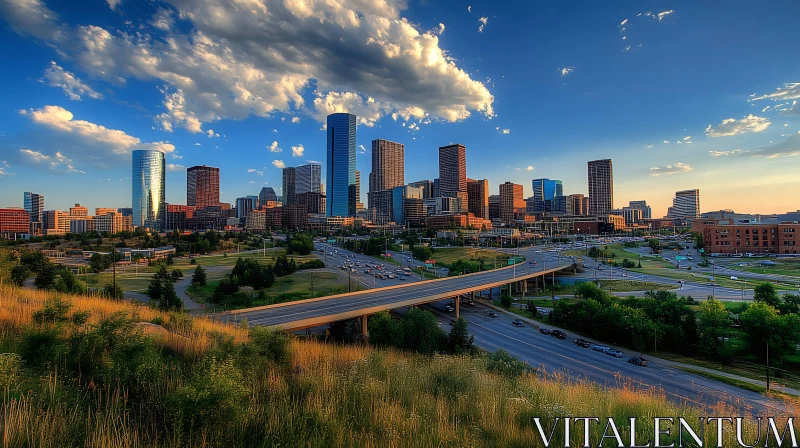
{"left": 132, "top": 150, "right": 165, "bottom": 229}
{"left": 326, "top": 113, "right": 357, "bottom": 217}
{"left": 531, "top": 178, "right": 563, "bottom": 201}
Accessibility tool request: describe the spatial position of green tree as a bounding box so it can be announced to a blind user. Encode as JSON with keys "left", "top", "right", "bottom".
{"left": 10, "top": 265, "right": 29, "bottom": 287}
{"left": 500, "top": 293, "right": 513, "bottom": 309}
{"left": 368, "top": 312, "right": 401, "bottom": 348}
{"left": 171, "top": 269, "right": 184, "bottom": 281}
{"left": 34, "top": 262, "right": 57, "bottom": 290}
{"left": 739, "top": 301, "right": 778, "bottom": 358}
{"left": 446, "top": 317, "right": 474, "bottom": 355}
{"left": 103, "top": 283, "right": 124, "bottom": 300}
{"left": 54, "top": 269, "right": 86, "bottom": 294}
{"left": 411, "top": 246, "right": 433, "bottom": 262}
{"left": 287, "top": 233, "right": 314, "bottom": 255}
{"left": 88, "top": 253, "right": 112, "bottom": 273}
{"left": 159, "top": 281, "right": 183, "bottom": 312}
{"left": 753, "top": 283, "right": 780, "bottom": 308}
{"left": 487, "top": 349, "right": 527, "bottom": 379}
{"left": 192, "top": 265, "right": 207, "bottom": 286}
{"left": 696, "top": 297, "right": 730, "bottom": 358}
{"left": 399, "top": 308, "right": 444, "bottom": 354}
{"left": 147, "top": 276, "right": 165, "bottom": 302}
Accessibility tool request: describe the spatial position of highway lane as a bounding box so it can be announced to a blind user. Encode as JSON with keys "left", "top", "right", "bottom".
{"left": 426, "top": 301, "right": 787, "bottom": 415}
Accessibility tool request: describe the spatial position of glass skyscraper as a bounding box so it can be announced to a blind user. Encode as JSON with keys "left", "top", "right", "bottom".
{"left": 132, "top": 150, "right": 165, "bottom": 229}
{"left": 326, "top": 113, "right": 357, "bottom": 217}
{"left": 531, "top": 178, "right": 563, "bottom": 201}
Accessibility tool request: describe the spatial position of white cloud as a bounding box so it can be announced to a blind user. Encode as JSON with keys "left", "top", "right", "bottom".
{"left": 663, "top": 140, "right": 669, "bottom": 144}
{"left": 649, "top": 162, "right": 692, "bottom": 177}
{"left": 559, "top": 67, "right": 574, "bottom": 77}
{"left": 705, "top": 114, "right": 771, "bottom": 137}
{"left": 657, "top": 10, "right": 674, "bottom": 21}
{"left": 249, "top": 180, "right": 259, "bottom": 184}
{"left": 19, "top": 148, "right": 50, "bottom": 162}
{"left": 19, "top": 105, "right": 175, "bottom": 167}
{"left": 646, "top": 144, "right": 654, "bottom": 149}
{"left": 467, "top": 6, "right": 471, "bottom": 13}
{"left": 247, "top": 168, "right": 256, "bottom": 173}
{"left": 359, "top": 144, "right": 368, "bottom": 154}
{"left": 432, "top": 23, "right": 445, "bottom": 36}
{"left": 291, "top": 116, "right": 300, "bottom": 123}
{"left": 478, "top": 17, "right": 488, "bottom": 33}
{"left": 2, "top": 0, "right": 494, "bottom": 132}
{"left": 683, "top": 136, "right": 691, "bottom": 140}
{"left": 0, "top": 167, "right": 6, "bottom": 176}
{"left": 193, "top": 142, "right": 201, "bottom": 146}
{"left": 18, "top": 148, "right": 85, "bottom": 173}
{"left": 151, "top": 8, "right": 174, "bottom": 31}
{"left": 271, "top": 159, "right": 285, "bottom": 169}
{"left": 257, "top": 170, "right": 263, "bottom": 175}
{"left": 750, "top": 134, "right": 800, "bottom": 159}
{"left": 526, "top": 166, "right": 534, "bottom": 171}
{"left": 620, "top": 19, "right": 628, "bottom": 26}
{"left": 206, "top": 129, "right": 219, "bottom": 138}
{"left": 709, "top": 149, "right": 750, "bottom": 157}
{"left": 291, "top": 144, "right": 305, "bottom": 157}
{"left": 495, "top": 127, "right": 510, "bottom": 134}
{"left": 106, "top": 0, "right": 121, "bottom": 11}
{"left": 268, "top": 141, "right": 282, "bottom": 153}
{"left": 749, "top": 83, "right": 800, "bottom": 115}
{"left": 41, "top": 61, "right": 102, "bottom": 101}
{"left": 167, "top": 163, "right": 185, "bottom": 171}
{"left": 172, "top": 154, "right": 183, "bottom": 159}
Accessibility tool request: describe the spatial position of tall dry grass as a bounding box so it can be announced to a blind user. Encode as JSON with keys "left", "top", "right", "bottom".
{"left": 0, "top": 285, "right": 796, "bottom": 447}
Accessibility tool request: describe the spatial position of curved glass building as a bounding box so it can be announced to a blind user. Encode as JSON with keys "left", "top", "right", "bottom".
{"left": 132, "top": 150, "right": 165, "bottom": 229}
{"left": 326, "top": 113, "right": 357, "bottom": 217}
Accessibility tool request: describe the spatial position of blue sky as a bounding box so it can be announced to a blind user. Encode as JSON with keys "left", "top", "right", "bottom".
{"left": 0, "top": 0, "right": 798, "bottom": 217}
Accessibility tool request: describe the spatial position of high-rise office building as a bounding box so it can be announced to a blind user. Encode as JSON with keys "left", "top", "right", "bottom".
{"left": 0, "top": 208, "right": 30, "bottom": 237}
{"left": 23, "top": 192, "right": 44, "bottom": 234}
{"left": 296, "top": 163, "right": 321, "bottom": 195}
{"left": 236, "top": 196, "right": 259, "bottom": 219}
{"left": 370, "top": 139, "right": 404, "bottom": 192}
{"left": 467, "top": 179, "right": 489, "bottom": 219}
{"left": 568, "top": 194, "right": 589, "bottom": 215}
{"left": 587, "top": 159, "right": 613, "bottom": 215}
{"left": 132, "top": 150, "right": 165, "bottom": 229}
{"left": 187, "top": 165, "right": 220, "bottom": 209}
{"left": 438, "top": 144, "right": 467, "bottom": 195}
{"left": 408, "top": 180, "right": 433, "bottom": 199}
{"left": 326, "top": 113, "right": 357, "bottom": 216}
{"left": 628, "top": 200, "right": 652, "bottom": 219}
{"left": 488, "top": 195, "right": 501, "bottom": 220}
{"left": 259, "top": 187, "right": 278, "bottom": 205}
{"left": 667, "top": 189, "right": 701, "bottom": 220}
{"left": 531, "top": 179, "right": 563, "bottom": 201}
{"left": 431, "top": 178, "right": 441, "bottom": 198}
{"left": 355, "top": 170, "right": 364, "bottom": 211}
{"left": 282, "top": 167, "right": 297, "bottom": 205}
{"left": 499, "top": 182, "right": 525, "bottom": 226}
{"left": 391, "top": 185, "right": 424, "bottom": 225}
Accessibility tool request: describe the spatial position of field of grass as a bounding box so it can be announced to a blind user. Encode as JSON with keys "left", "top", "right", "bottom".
{"left": 431, "top": 247, "right": 521, "bottom": 265}
{"left": 2, "top": 285, "right": 785, "bottom": 446}
{"left": 730, "top": 259, "right": 800, "bottom": 278}
{"left": 675, "top": 367, "right": 768, "bottom": 394}
{"left": 631, "top": 267, "right": 794, "bottom": 291}
{"left": 172, "top": 249, "right": 318, "bottom": 269}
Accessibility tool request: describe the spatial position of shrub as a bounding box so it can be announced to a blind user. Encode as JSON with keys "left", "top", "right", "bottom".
{"left": 487, "top": 349, "right": 527, "bottom": 379}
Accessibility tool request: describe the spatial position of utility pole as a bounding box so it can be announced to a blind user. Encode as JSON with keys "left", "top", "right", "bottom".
{"left": 348, "top": 269, "right": 352, "bottom": 293}
{"left": 766, "top": 343, "right": 770, "bottom": 391}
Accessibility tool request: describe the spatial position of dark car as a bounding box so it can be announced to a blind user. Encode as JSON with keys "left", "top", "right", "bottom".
{"left": 550, "top": 330, "right": 567, "bottom": 339}
{"left": 628, "top": 356, "right": 648, "bottom": 366}
{"left": 539, "top": 328, "right": 551, "bottom": 335}
{"left": 487, "top": 311, "right": 498, "bottom": 318}
{"left": 512, "top": 319, "right": 525, "bottom": 327}
{"left": 606, "top": 349, "right": 624, "bottom": 358}
{"left": 574, "top": 338, "right": 591, "bottom": 348}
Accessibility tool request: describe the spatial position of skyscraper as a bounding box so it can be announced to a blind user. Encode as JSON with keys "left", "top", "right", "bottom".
{"left": 499, "top": 182, "right": 525, "bottom": 226}
{"left": 236, "top": 196, "right": 259, "bottom": 219}
{"left": 587, "top": 159, "right": 613, "bottom": 215}
{"left": 187, "top": 165, "right": 220, "bottom": 209}
{"left": 467, "top": 179, "right": 489, "bottom": 218}
{"left": 23, "top": 192, "right": 44, "bottom": 234}
{"left": 531, "top": 179, "right": 563, "bottom": 201}
{"left": 568, "top": 194, "right": 589, "bottom": 215}
{"left": 259, "top": 187, "right": 278, "bottom": 205}
{"left": 132, "top": 150, "right": 165, "bottom": 229}
{"left": 438, "top": 144, "right": 467, "bottom": 195}
{"left": 282, "top": 167, "right": 297, "bottom": 205}
{"left": 628, "top": 200, "right": 652, "bottom": 219}
{"left": 667, "top": 189, "right": 701, "bottom": 220}
{"left": 296, "top": 163, "right": 322, "bottom": 194}
{"left": 355, "top": 170, "right": 364, "bottom": 211}
{"left": 370, "top": 139, "right": 404, "bottom": 191}
{"left": 326, "top": 113, "right": 357, "bottom": 217}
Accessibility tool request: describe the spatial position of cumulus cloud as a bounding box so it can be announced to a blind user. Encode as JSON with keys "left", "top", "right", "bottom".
{"left": 247, "top": 168, "right": 256, "bottom": 173}
{"left": 271, "top": 159, "right": 285, "bottom": 169}
{"left": 559, "top": 67, "right": 574, "bottom": 77}
{"left": 167, "top": 163, "right": 185, "bottom": 171}
{"left": 268, "top": 141, "right": 282, "bottom": 153}
{"left": 19, "top": 105, "right": 175, "bottom": 167}
{"left": 291, "top": 144, "right": 305, "bottom": 157}
{"left": 206, "top": 129, "right": 219, "bottom": 138}
{"left": 291, "top": 116, "right": 300, "bottom": 123}
{"left": 1, "top": 0, "right": 494, "bottom": 132}
{"left": 526, "top": 166, "right": 534, "bottom": 171}
{"left": 106, "top": 0, "right": 121, "bottom": 11}
{"left": 649, "top": 162, "right": 692, "bottom": 177}
{"left": 432, "top": 23, "right": 445, "bottom": 35}
{"left": 18, "top": 148, "right": 85, "bottom": 173}
{"left": 657, "top": 10, "right": 674, "bottom": 21}
{"left": 495, "top": 127, "right": 510, "bottom": 134}
{"left": 705, "top": 114, "right": 771, "bottom": 137}
{"left": 478, "top": 17, "right": 488, "bottom": 33}
{"left": 41, "top": 61, "right": 102, "bottom": 101}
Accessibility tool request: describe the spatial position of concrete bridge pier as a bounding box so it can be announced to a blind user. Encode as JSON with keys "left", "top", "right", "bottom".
{"left": 455, "top": 298, "right": 460, "bottom": 319}
{"left": 361, "top": 315, "right": 369, "bottom": 340}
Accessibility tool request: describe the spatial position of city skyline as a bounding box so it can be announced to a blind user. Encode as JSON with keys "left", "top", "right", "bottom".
{"left": 0, "top": 1, "right": 799, "bottom": 216}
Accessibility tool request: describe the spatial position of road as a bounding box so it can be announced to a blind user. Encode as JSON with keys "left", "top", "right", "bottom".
{"left": 423, "top": 300, "right": 790, "bottom": 415}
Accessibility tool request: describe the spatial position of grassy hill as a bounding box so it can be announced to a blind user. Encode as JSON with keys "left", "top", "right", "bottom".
{"left": 0, "top": 285, "right": 773, "bottom": 447}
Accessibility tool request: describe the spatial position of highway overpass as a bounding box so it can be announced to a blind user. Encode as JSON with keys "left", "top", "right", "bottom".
{"left": 220, "top": 262, "right": 574, "bottom": 333}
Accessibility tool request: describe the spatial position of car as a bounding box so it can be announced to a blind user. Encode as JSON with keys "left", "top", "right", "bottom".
{"left": 628, "top": 356, "right": 648, "bottom": 366}
{"left": 445, "top": 305, "right": 454, "bottom": 312}
{"left": 592, "top": 345, "right": 610, "bottom": 352}
{"left": 582, "top": 263, "right": 590, "bottom": 268}
{"left": 574, "top": 339, "right": 591, "bottom": 348}
{"left": 597, "top": 266, "right": 604, "bottom": 270}
{"left": 486, "top": 311, "right": 498, "bottom": 318}
{"left": 550, "top": 330, "right": 567, "bottom": 339}
{"left": 512, "top": 319, "right": 525, "bottom": 327}
{"left": 539, "top": 328, "right": 550, "bottom": 335}
{"left": 606, "top": 349, "right": 624, "bottom": 358}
